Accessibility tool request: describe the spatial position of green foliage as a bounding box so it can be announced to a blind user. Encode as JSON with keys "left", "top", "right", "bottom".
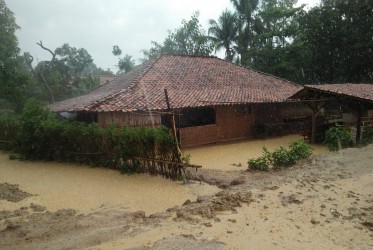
{"left": 0, "top": 113, "right": 19, "bottom": 150}
{"left": 142, "top": 12, "right": 213, "bottom": 60}
{"left": 248, "top": 140, "right": 313, "bottom": 171}
{"left": 0, "top": 0, "right": 20, "bottom": 66}
{"left": 0, "top": 101, "right": 175, "bottom": 168}
{"left": 271, "top": 146, "right": 296, "bottom": 170}
{"left": 0, "top": 0, "right": 34, "bottom": 109}
{"left": 298, "top": 0, "right": 373, "bottom": 83}
{"left": 324, "top": 124, "right": 352, "bottom": 151}
{"left": 248, "top": 156, "right": 270, "bottom": 171}
{"left": 289, "top": 140, "right": 313, "bottom": 161}
{"left": 208, "top": 10, "right": 239, "bottom": 61}
{"left": 112, "top": 45, "right": 136, "bottom": 74}
{"left": 182, "top": 153, "right": 191, "bottom": 164}
{"left": 248, "top": 147, "right": 271, "bottom": 171}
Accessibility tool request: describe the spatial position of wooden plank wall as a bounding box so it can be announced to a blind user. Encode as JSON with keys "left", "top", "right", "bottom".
{"left": 179, "top": 105, "right": 253, "bottom": 147}
{"left": 98, "top": 111, "right": 161, "bottom": 127}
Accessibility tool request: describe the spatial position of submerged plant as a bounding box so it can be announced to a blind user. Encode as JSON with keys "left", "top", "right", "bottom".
{"left": 248, "top": 140, "right": 313, "bottom": 171}
{"left": 324, "top": 124, "right": 352, "bottom": 151}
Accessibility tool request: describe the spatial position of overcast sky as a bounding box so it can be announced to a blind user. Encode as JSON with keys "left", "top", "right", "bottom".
{"left": 7, "top": 0, "right": 319, "bottom": 71}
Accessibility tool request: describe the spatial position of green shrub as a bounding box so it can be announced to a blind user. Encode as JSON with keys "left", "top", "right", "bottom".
{"left": 0, "top": 114, "right": 19, "bottom": 150}
{"left": 271, "top": 146, "right": 296, "bottom": 170}
{"left": 248, "top": 140, "right": 313, "bottom": 171}
{"left": 324, "top": 124, "right": 352, "bottom": 151}
{"left": 0, "top": 100, "right": 176, "bottom": 170}
{"left": 289, "top": 140, "right": 313, "bottom": 161}
{"left": 248, "top": 156, "right": 270, "bottom": 171}
{"left": 248, "top": 147, "right": 271, "bottom": 171}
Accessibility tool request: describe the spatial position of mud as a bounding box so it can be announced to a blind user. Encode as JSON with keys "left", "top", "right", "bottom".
{"left": 0, "top": 183, "right": 33, "bottom": 202}
{"left": 0, "top": 143, "right": 372, "bottom": 249}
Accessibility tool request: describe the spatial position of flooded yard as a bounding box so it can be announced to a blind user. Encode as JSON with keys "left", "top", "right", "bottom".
{"left": 184, "top": 134, "right": 328, "bottom": 171}
{"left": 0, "top": 135, "right": 327, "bottom": 215}
{"left": 1, "top": 141, "right": 372, "bottom": 250}
{"left": 0, "top": 152, "right": 197, "bottom": 215}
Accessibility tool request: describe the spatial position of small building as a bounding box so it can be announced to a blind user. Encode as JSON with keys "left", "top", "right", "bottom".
{"left": 290, "top": 83, "right": 373, "bottom": 143}
{"left": 50, "top": 55, "right": 311, "bottom": 147}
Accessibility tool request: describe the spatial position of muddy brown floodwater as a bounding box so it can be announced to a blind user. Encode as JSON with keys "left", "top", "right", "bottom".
{"left": 185, "top": 134, "right": 328, "bottom": 170}
{"left": 0, "top": 152, "right": 202, "bottom": 215}
{"left": 1, "top": 139, "right": 372, "bottom": 250}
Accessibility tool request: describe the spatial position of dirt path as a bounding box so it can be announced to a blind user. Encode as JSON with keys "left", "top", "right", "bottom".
{"left": 0, "top": 145, "right": 372, "bottom": 249}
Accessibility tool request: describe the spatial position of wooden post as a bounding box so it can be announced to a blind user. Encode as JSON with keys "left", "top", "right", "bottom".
{"left": 356, "top": 107, "right": 362, "bottom": 143}
{"left": 307, "top": 102, "right": 325, "bottom": 144}
{"left": 164, "top": 89, "right": 182, "bottom": 162}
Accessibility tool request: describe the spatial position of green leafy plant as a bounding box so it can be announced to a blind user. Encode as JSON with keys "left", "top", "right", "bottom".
{"left": 248, "top": 140, "right": 313, "bottom": 171}
{"left": 248, "top": 156, "right": 270, "bottom": 171}
{"left": 271, "top": 146, "right": 296, "bottom": 170}
{"left": 0, "top": 100, "right": 177, "bottom": 172}
{"left": 289, "top": 140, "right": 313, "bottom": 161}
{"left": 182, "top": 153, "right": 191, "bottom": 164}
{"left": 324, "top": 124, "right": 352, "bottom": 151}
{"left": 248, "top": 147, "right": 271, "bottom": 171}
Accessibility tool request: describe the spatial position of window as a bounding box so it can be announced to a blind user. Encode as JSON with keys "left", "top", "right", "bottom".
{"left": 161, "top": 107, "right": 216, "bottom": 128}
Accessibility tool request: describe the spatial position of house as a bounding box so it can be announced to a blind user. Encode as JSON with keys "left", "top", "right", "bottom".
{"left": 50, "top": 55, "right": 309, "bottom": 147}
{"left": 289, "top": 83, "right": 373, "bottom": 143}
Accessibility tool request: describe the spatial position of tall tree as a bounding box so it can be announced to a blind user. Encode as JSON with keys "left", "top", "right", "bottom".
{"left": 112, "top": 45, "right": 135, "bottom": 74}
{"left": 298, "top": 0, "right": 373, "bottom": 83}
{"left": 230, "top": 0, "right": 260, "bottom": 63}
{"left": 208, "top": 10, "right": 239, "bottom": 61}
{"left": 142, "top": 12, "right": 213, "bottom": 61}
{"left": 0, "top": 0, "right": 26, "bottom": 108}
{"left": 245, "top": 0, "right": 305, "bottom": 82}
{"left": 25, "top": 42, "right": 99, "bottom": 103}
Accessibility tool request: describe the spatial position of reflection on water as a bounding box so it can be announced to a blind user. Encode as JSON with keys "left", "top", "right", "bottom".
{"left": 0, "top": 153, "right": 195, "bottom": 215}
{"left": 184, "top": 134, "right": 328, "bottom": 171}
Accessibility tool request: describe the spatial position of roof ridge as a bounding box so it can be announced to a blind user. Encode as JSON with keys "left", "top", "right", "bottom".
{"left": 160, "top": 54, "right": 218, "bottom": 59}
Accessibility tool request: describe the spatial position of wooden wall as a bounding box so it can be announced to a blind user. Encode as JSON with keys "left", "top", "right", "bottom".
{"left": 179, "top": 105, "right": 253, "bottom": 147}
{"left": 253, "top": 103, "right": 312, "bottom": 124}
{"left": 98, "top": 111, "right": 161, "bottom": 127}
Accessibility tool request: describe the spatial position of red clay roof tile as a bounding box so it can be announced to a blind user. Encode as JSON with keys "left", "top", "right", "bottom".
{"left": 50, "top": 55, "right": 302, "bottom": 112}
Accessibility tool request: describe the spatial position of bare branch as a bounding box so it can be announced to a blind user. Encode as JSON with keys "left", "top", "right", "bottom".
{"left": 37, "top": 41, "right": 56, "bottom": 62}
{"left": 23, "top": 52, "right": 56, "bottom": 104}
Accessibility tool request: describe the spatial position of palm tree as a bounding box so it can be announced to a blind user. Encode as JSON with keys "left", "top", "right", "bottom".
{"left": 230, "top": 0, "right": 260, "bottom": 63}
{"left": 208, "top": 10, "right": 239, "bottom": 61}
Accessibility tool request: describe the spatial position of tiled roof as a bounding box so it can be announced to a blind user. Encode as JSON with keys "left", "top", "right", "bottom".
{"left": 305, "top": 84, "right": 373, "bottom": 103}
{"left": 99, "top": 76, "right": 117, "bottom": 85}
{"left": 50, "top": 55, "right": 302, "bottom": 112}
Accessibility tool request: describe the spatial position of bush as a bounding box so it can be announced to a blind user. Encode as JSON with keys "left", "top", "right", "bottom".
{"left": 0, "top": 114, "right": 19, "bottom": 150}
{"left": 248, "top": 140, "right": 313, "bottom": 171}
{"left": 289, "top": 140, "right": 313, "bottom": 161}
{"left": 271, "top": 146, "right": 296, "bottom": 170}
{"left": 0, "top": 100, "right": 176, "bottom": 169}
{"left": 248, "top": 156, "right": 270, "bottom": 171}
{"left": 324, "top": 124, "right": 352, "bottom": 151}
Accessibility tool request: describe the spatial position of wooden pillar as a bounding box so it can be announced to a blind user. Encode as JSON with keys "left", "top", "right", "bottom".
{"left": 164, "top": 89, "right": 182, "bottom": 162}
{"left": 355, "top": 104, "right": 362, "bottom": 143}
{"left": 347, "top": 101, "right": 364, "bottom": 144}
{"left": 307, "top": 102, "right": 325, "bottom": 144}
